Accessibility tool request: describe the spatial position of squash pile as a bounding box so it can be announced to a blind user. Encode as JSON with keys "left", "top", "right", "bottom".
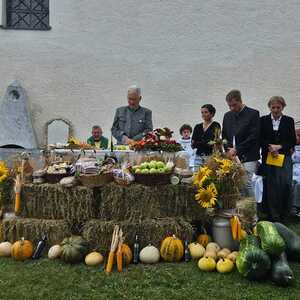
{"left": 196, "top": 241, "right": 238, "bottom": 274}
{"left": 236, "top": 221, "right": 300, "bottom": 287}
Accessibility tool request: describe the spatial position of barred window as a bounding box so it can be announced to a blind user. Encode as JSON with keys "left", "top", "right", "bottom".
{"left": 2, "top": 0, "right": 50, "bottom": 30}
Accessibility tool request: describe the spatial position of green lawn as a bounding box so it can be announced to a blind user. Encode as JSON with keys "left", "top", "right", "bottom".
{"left": 1, "top": 219, "right": 300, "bottom": 300}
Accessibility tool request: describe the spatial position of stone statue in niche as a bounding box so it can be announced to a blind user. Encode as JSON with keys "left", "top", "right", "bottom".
{"left": 44, "top": 118, "right": 74, "bottom": 147}
{"left": 0, "top": 80, "right": 38, "bottom": 149}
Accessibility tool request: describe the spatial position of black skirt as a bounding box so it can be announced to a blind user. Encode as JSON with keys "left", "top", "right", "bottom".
{"left": 262, "top": 156, "right": 293, "bottom": 220}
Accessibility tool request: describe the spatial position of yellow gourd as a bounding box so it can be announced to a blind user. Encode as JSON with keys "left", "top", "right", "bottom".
{"left": 198, "top": 256, "right": 216, "bottom": 272}
{"left": 188, "top": 243, "right": 205, "bottom": 260}
{"left": 85, "top": 252, "right": 104, "bottom": 266}
{"left": 217, "top": 248, "right": 231, "bottom": 259}
{"left": 11, "top": 238, "right": 33, "bottom": 261}
{"left": 160, "top": 235, "right": 184, "bottom": 262}
{"left": 204, "top": 249, "right": 217, "bottom": 260}
{"left": 216, "top": 258, "right": 234, "bottom": 273}
{"left": 206, "top": 242, "right": 221, "bottom": 252}
{"left": 227, "top": 251, "right": 239, "bottom": 264}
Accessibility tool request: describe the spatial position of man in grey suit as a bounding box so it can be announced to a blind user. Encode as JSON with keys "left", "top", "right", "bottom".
{"left": 111, "top": 85, "right": 153, "bottom": 145}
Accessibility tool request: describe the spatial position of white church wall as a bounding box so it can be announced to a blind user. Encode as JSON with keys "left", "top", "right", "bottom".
{"left": 0, "top": 0, "right": 300, "bottom": 146}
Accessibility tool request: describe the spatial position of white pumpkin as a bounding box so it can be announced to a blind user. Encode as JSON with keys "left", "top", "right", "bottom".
{"left": 85, "top": 252, "right": 104, "bottom": 266}
{"left": 0, "top": 241, "right": 12, "bottom": 257}
{"left": 188, "top": 242, "right": 205, "bottom": 260}
{"left": 48, "top": 245, "right": 62, "bottom": 259}
{"left": 139, "top": 245, "right": 160, "bottom": 264}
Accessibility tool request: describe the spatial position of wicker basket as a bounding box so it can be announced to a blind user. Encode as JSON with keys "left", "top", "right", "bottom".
{"left": 79, "top": 173, "right": 113, "bottom": 188}
{"left": 134, "top": 172, "right": 172, "bottom": 186}
{"left": 219, "top": 193, "right": 241, "bottom": 210}
{"left": 46, "top": 173, "right": 69, "bottom": 184}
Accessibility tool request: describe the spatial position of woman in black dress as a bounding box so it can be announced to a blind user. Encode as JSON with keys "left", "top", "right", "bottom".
{"left": 260, "top": 96, "right": 296, "bottom": 221}
{"left": 192, "top": 104, "right": 221, "bottom": 169}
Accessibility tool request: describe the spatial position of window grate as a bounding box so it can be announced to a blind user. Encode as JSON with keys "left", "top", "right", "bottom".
{"left": 3, "top": 0, "right": 50, "bottom": 30}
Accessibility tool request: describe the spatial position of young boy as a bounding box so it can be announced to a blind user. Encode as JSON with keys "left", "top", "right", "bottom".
{"left": 178, "top": 124, "right": 194, "bottom": 168}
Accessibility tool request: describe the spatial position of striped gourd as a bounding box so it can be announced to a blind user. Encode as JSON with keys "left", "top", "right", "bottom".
{"left": 160, "top": 235, "right": 184, "bottom": 262}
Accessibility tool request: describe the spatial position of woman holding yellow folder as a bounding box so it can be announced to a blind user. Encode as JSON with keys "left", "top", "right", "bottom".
{"left": 260, "top": 96, "right": 296, "bottom": 221}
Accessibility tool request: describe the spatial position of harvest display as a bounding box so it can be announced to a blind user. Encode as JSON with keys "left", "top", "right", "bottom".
{"left": 0, "top": 128, "right": 299, "bottom": 290}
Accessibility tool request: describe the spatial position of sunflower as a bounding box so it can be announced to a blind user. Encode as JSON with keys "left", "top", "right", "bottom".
{"left": 219, "top": 159, "right": 233, "bottom": 175}
{"left": 195, "top": 183, "right": 218, "bottom": 208}
{"left": 193, "top": 167, "right": 212, "bottom": 187}
{"left": 0, "top": 161, "right": 9, "bottom": 183}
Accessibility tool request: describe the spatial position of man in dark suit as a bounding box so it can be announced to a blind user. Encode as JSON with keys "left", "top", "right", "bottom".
{"left": 222, "top": 90, "right": 260, "bottom": 197}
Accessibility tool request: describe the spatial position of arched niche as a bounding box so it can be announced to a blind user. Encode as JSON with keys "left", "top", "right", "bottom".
{"left": 44, "top": 118, "right": 74, "bottom": 147}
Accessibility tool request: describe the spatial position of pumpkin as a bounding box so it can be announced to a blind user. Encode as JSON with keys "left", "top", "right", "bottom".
{"left": 227, "top": 251, "right": 239, "bottom": 264}
{"left": 217, "top": 258, "right": 234, "bottom": 273}
{"left": 205, "top": 249, "right": 217, "bottom": 259}
{"left": 11, "top": 238, "right": 33, "bottom": 261}
{"left": 197, "top": 234, "right": 212, "bottom": 248}
{"left": 0, "top": 241, "right": 12, "bottom": 257}
{"left": 198, "top": 256, "right": 216, "bottom": 272}
{"left": 139, "top": 245, "right": 160, "bottom": 264}
{"left": 188, "top": 243, "right": 205, "bottom": 260}
{"left": 85, "top": 252, "right": 104, "bottom": 266}
{"left": 160, "top": 235, "right": 184, "bottom": 262}
{"left": 61, "top": 236, "right": 89, "bottom": 264}
{"left": 217, "top": 248, "right": 231, "bottom": 259}
{"left": 48, "top": 245, "right": 62, "bottom": 259}
{"left": 206, "top": 242, "right": 221, "bottom": 252}
{"left": 121, "top": 244, "right": 133, "bottom": 265}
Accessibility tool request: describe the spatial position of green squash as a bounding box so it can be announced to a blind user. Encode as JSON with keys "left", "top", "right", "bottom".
{"left": 236, "top": 235, "right": 271, "bottom": 281}
{"left": 61, "top": 236, "right": 89, "bottom": 264}
{"left": 257, "top": 221, "right": 285, "bottom": 257}
{"left": 271, "top": 252, "right": 295, "bottom": 286}
{"left": 274, "top": 222, "right": 300, "bottom": 261}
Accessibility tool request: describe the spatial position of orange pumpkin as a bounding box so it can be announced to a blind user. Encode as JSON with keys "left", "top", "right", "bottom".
{"left": 121, "top": 244, "right": 132, "bottom": 265}
{"left": 197, "top": 234, "right": 212, "bottom": 248}
{"left": 160, "top": 235, "right": 184, "bottom": 262}
{"left": 11, "top": 238, "right": 33, "bottom": 261}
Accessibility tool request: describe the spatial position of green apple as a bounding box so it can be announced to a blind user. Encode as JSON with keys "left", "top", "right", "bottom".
{"left": 157, "top": 168, "right": 165, "bottom": 173}
{"left": 156, "top": 161, "right": 165, "bottom": 169}
{"left": 149, "top": 168, "right": 157, "bottom": 174}
{"left": 165, "top": 166, "right": 172, "bottom": 172}
{"left": 140, "top": 162, "right": 148, "bottom": 169}
{"left": 141, "top": 168, "right": 150, "bottom": 174}
{"left": 149, "top": 160, "right": 157, "bottom": 169}
{"left": 132, "top": 165, "right": 139, "bottom": 171}
{"left": 135, "top": 168, "right": 142, "bottom": 174}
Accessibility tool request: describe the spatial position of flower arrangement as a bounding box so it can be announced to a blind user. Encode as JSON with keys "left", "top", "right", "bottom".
{"left": 0, "top": 161, "right": 11, "bottom": 208}
{"left": 193, "top": 154, "right": 246, "bottom": 209}
{"left": 130, "top": 128, "right": 182, "bottom": 152}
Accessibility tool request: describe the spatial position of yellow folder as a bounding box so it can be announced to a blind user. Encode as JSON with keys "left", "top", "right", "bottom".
{"left": 266, "top": 152, "right": 285, "bottom": 167}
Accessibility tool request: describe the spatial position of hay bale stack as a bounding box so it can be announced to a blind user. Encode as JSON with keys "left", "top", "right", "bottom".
{"left": 1, "top": 218, "right": 71, "bottom": 247}
{"left": 21, "top": 184, "right": 99, "bottom": 222}
{"left": 82, "top": 218, "right": 194, "bottom": 253}
{"left": 99, "top": 183, "right": 205, "bottom": 221}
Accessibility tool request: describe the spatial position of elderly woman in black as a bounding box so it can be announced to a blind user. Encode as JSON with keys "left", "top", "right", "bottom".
{"left": 192, "top": 104, "right": 221, "bottom": 170}
{"left": 260, "top": 96, "right": 296, "bottom": 221}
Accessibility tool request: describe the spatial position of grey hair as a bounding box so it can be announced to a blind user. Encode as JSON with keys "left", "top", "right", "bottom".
{"left": 92, "top": 125, "right": 102, "bottom": 131}
{"left": 128, "top": 85, "right": 141, "bottom": 97}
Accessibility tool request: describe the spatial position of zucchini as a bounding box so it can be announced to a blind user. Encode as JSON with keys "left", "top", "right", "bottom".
{"left": 257, "top": 221, "right": 285, "bottom": 257}
{"left": 236, "top": 235, "right": 271, "bottom": 281}
{"left": 271, "top": 252, "right": 295, "bottom": 286}
{"left": 274, "top": 222, "right": 300, "bottom": 261}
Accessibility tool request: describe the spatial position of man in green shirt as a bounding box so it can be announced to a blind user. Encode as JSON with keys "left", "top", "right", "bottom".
{"left": 87, "top": 125, "right": 109, "bottom": 149}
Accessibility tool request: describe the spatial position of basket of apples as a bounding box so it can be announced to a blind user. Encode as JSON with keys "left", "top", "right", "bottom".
{"left": 131, "top": 160, "right": 174, "bottom": 185}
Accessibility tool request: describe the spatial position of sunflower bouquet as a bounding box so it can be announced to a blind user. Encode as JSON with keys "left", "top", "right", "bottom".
{"left": 193, "top": 154, "right": 246, "bottom": 209}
